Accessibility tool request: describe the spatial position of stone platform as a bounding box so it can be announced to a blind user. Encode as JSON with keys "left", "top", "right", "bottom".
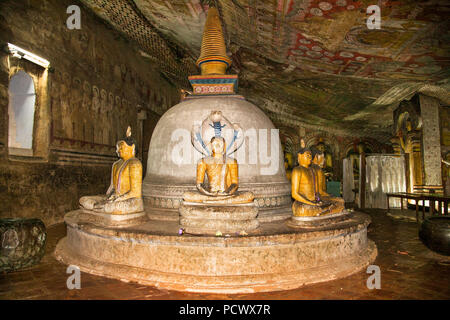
{"left": 286, "top": 210, "right": 351, "bottom": 229}
{"left": 77, "top": 209, "right": 147, "bottom": 228}
{"left": 179, "top": 201, "right": 259, "bottom": 235}
{"left": 55, "top": 210, "right": 377, "bottom": 293}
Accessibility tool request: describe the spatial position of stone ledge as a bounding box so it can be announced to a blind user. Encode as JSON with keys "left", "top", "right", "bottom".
{"left": 77, "top": 209, "right": 148, "bottom": 228}
{"left": 145, "top": 204, "right": 292, "bottom": 222}
{"left": 56, "top": 210, "right": 376, "bottom": 293}
{"left": 179, "top": 202, "right": 260, "bottom": 235}
{"left": 55, "top": 236, "right": 377, "bottom": 293}
{"left": 286, "top": 210, "right": 352, "bottom": 229}
{"left": 64, "top": 210, "right": 371, "bottom": 246}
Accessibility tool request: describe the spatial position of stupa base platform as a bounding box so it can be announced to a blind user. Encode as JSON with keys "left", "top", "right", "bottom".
{"left": 55, "top": 210, "right": 377, "bottom": 294}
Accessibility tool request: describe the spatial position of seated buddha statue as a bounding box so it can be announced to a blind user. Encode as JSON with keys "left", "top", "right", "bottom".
{"left": 291, "top": 142, "right": 343, "bottom": 217}
{"left": 79, "top": 127, "right": 144, "bottom": 214}
{"left": 183, "top": 136, "right": 254, "bottom": 204}
{"left": 311, "top": 147, "right": 345, "bottom": 208}
{"left": 315, "top": 139, "right": 333, "bottom": 178}
{"left": 284, "top": 152, "right": 293, "bottom": 181}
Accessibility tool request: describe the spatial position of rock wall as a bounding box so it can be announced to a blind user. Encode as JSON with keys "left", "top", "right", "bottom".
{"left": 0, "top": 162, "right": 109, "bottom": 226}
{"left": 0, "top": 0, "right": 179, "bottom": 226}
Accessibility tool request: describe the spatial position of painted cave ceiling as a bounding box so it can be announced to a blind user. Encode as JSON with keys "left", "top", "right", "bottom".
{"left": 80, "top": 0, "right": 450, "bottom": 141}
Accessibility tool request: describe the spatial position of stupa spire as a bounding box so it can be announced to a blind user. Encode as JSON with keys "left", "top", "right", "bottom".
{"left": 196, "top": 7, "right": 232, "bottom": 75}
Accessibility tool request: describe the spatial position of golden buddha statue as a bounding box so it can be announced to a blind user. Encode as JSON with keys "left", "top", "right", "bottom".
{"left": 291, "top": 141, "right": 344, "bottom": 217}
{"left": 184, "top": 136, "right": 254, "bottom": 204}
{"left": 79, "top": 127, "right": 144, "bottom": 214}
{"left": 311, "top": 147, "right": 345, "bottom": 207}
{"left": 284, "top": 152, "right": 293, "bottom": 181}
{"left": 315, "top": 138, "right": 333, "bottom": 177}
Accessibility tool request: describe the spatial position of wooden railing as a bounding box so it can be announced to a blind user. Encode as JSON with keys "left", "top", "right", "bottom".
{"left": 386, "top": 192, "right": 449, "bottom": 222}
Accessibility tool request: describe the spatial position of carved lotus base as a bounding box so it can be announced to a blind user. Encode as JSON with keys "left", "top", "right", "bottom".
{"left": 179, "top": 201, "right": 259, "bottom": 235}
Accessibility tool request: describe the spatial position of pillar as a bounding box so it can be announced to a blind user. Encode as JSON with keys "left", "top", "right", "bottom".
{"left": 419, "top": 94, "right": 443, "bottom": 192}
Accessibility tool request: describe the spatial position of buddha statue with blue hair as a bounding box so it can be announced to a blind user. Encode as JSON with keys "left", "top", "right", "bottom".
{"left": 183, "top": 111, "right": 254, "bottom": 204}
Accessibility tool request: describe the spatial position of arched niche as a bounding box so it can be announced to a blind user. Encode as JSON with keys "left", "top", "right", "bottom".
{"left": 8, "top": 70, "right": 36, "bottom": 156}
{"left": 343, "top": 141, "right": 375, "bottom": 158}
{"left": 279, "top": 126, "right": 300, "bottom": 154}
{"left": 302, "top": 133, "right": 340, "bottom": 180}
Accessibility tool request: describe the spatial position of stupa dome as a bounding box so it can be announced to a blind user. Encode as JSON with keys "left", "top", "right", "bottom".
{"left": 143, "top": 95, "right": 291, "bottom": 221}
{"left": 143, "top": 7, "right": 291, "bottom": 221}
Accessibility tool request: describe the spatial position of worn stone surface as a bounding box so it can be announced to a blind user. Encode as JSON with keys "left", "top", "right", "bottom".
{"left": 0, "top": 218, "right": 46, "bottom": 272}
{"left": 55, "top": 210, "right": 375, "bottom": 293}
{"left": 287, "top": 210, "right": 351, "bottom": 229}
{"left": 179, "top": 202, "right": 259, "bottom": 235}
{"left": 77, "top": 210, "right": 147, "bottom": 228}
{"left": 0, "top": 162, "right": 109, "bottom": 226}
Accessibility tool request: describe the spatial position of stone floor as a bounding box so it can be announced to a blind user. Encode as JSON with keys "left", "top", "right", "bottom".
{"left": 0, "top": 209, "right": 449, "bottom": 300}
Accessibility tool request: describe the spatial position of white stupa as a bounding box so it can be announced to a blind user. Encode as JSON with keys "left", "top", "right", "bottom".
{"left": 143, "top": 7, "right": 291, "bottom": 221}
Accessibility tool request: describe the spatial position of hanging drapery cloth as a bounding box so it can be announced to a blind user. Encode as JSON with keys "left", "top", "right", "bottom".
{"left": 365, "top": 155, "right": 406, "bottom": 209}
